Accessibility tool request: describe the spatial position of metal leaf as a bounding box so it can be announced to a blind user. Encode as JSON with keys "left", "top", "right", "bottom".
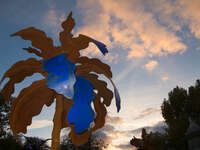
{"left": 22, "top": 47, "right": 42, "bottom": 57}
{"left": 65, "top": 34, "right": 92, "bottom": 62}
{"left": 91, "top": 38, "right": 108, "bottom": 55}
{"left": 10, "top": 79, "right": 55, "bottom": 135}
{"left": 0, "top": 58, "right": 42, "bottom": 101}
{"left": 11, "top": 27, "right": 61, "bottom": 59}
{"left": 59, "top": 12, "right": 75, "bottom": 52}
{"left": 76, "top": 57, "right": 121, "bottom": 112}
{"left": 75, "top": 57, "right": 112, "bottom": 79}
{"left": 91, "top": 94, "right": 107, "bottom": 130}
{"left": 59, "top": 12, "right": 92, "bottom": 59}
{"left": 81, "top": 73, "right": 113, "bottom": 107}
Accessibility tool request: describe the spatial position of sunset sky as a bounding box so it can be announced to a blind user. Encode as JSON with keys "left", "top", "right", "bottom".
{"left": 1, "top": 0, "right": 200, "bottom": 149}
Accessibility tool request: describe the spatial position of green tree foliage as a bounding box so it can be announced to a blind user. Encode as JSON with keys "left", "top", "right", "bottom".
{"left": 145, "top": 132, "right": 166, "bottom": 150}
{"left": 161, "top": 86, "right": 189, "bottom": 139}
{"left": 161, "top": 86, "right": 189, "bottom": 150}
{"left": 0, "top": 92, "right": 23, "bottom": 149}
{"left": 60, "top": 135, "right": 107, "bottom": 150}
{"left": 23, "top": 136, "right": 50, "bottom": 150}
{"left": 161, "top": 80, "right": 200, "bottom": 149}
{"left": 186, "top": 80, "right": 200, "bottom": 126}
{"left": 0, "top": 92, "right": 11, "bottom": 138}
{"left": 0, "top": 135, "right": 22, "bottom": 150}
{"left": 161, "top": 80, "right": 200, "bottom": 138}
{"left": 130, "top": 129, "right": 167, "bottom": 150}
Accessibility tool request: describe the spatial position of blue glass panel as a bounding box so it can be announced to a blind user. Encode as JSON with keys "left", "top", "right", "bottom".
{"left": 91, "top": 39, "right": 108, "bottom": 55}
{"left": 42, "top": 53, "right": 76, "bottom": 99}
{"left": 68, "top": 75, "right": 95, "bottom": 134}
{"left": 114, "top": 86, "right": 121, "bottom": 112}
{"left": 110, "top": 79, "right": 121, "bottom": 112}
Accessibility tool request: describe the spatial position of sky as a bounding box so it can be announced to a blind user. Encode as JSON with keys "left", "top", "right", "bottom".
{"left": 1, "top": 0, "right": 200, "bottom": 149}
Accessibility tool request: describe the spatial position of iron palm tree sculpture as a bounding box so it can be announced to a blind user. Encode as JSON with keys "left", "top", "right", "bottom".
{"left": 0, "top": 12, "right": 121, "bottom": 150}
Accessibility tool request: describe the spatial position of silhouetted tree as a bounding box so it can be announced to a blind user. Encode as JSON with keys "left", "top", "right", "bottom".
{"left": 60, "top": 135, "right": 107, "bottom": 150}
{"left": 186, "top": 80, "right": 200, "bottom": 126}
{"left": 130, "top": 129, "right": 166, "bottom": 150}
{"left": 161, "top": 86, "right": 189, "bottom": 140}
{"left": 161, "top": 86, "right": 189, "bottom": 150}
{"left": 23, "top": 136, "right": 50, "bottom": 150}
{"left": 0, "top": 92, "right": 11, "bottom": 138}
{"left": 0, "top": 134, "right": 23, "bottom": 150}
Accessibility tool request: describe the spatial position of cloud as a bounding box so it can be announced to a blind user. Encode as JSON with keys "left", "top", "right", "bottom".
{"left": 145, "top": 0, "right": 200, "bottom": 39}
{"left": 134, "top": 107, "right": 161, "bottom": 120}
{"left": 113, "top": 144, "right": 136, "bottom": 150}
{"left": 144, "top": 60, "right": 158, "bottom": 71}
{"left": 162, "top": 76, "right": 169, "bottom": 82}
{"left": 42, "top": 0, "right": 200, "bottom": 63}
{"left": 92, "top": 126, "right": 114, "bottom": 145}
{"left": 92, "top": 114, "right": 165, "bottom": 149}
{"left": 93, "top": 124, "right": 129, "bottom": 146}
{"left": 76, "top": 0, "right": 187, "bottom": 61}
{"left": 27, "top": 120, "right": 53, "bottom": 130}
{"left": 106, "top": 114, "right": 123, "bottom": 124}
{"left": 128, "top": 121, "right": 167, "bottom": 137}
{"left": 173, "top": 0, "right": 200, "bottom": 38}
{"left": 102, "top": 124, "right": 115, "bottom": 133}
{"left": 46, "top": 9, "right": 57, "bottom": 28}
{"left": 94, "top": 124, "right": 127, "bottom": 137}
{"left": 196, "top": 47, "right": 200, "bottom": 52}
{"left": 104, "top": 144, "right": 135, "bottom": 150}
{"left": 44, "top": 9, "right": 66, "bottom": 36}
{"left": 104, "top": 53, "right": 119, "bottom": 64}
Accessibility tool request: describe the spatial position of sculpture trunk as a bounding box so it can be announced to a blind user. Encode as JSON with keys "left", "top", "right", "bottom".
{"left": 51, "top": 95, "right": 64, "bottom": 150}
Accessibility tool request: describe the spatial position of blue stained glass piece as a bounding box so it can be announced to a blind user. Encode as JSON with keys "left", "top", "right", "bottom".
{"left": 68, "top": 103, "right": 95, "bottom": 134}
{"left": 42, "top": 53, "right": 76, "bottom": 99}
{"left": 72, "top": 76, "right": 94, "bottom": 103}
{"left": 68, "top": 75, "right": 95, "bottom": 134}
{"left": 114, "top": 86, "right": 121, "bottom": 112}
{"left": 91, "top": 39, "right": 108, "bottom": 55}
{"left": 110, "top": 79, "right": 121, "bottom": 112}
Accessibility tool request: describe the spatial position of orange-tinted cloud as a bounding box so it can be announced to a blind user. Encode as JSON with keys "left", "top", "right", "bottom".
{"left": 43, "top": 0, "right": 200, "bottom": 63}
{"left": 44, "top": 9, "right": 66, "bottom": 36}
{"left": 196, "top": 47, "right": 200, "bottom": 52}
{"left": 104, "top": 144, "right": 135, "bottom": 150}
{"left": 76, "top": 0, "right": 187, "bottom": 61}
{"left": 144, "top": 0, "right": 200, "bottom": 38}
{"left": 144, "top": 60, "right": 158, "bottom": 71}
{"left": 128, "top": 121, "right": 166, "bottom": 137}
{"left": 112, "top": 144, "right": 136, "bottom": 150}
{"left": 106, "top": 114, "right": 123, "bottom": 124}
{"left": 27, "top": 120, "right": 53, "bottom": 129}
{"left": 162, "top": 76, "right": 169, "bottom": 82}
{"left": 134, "top": 107, "right": 161, "bottom": 120}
